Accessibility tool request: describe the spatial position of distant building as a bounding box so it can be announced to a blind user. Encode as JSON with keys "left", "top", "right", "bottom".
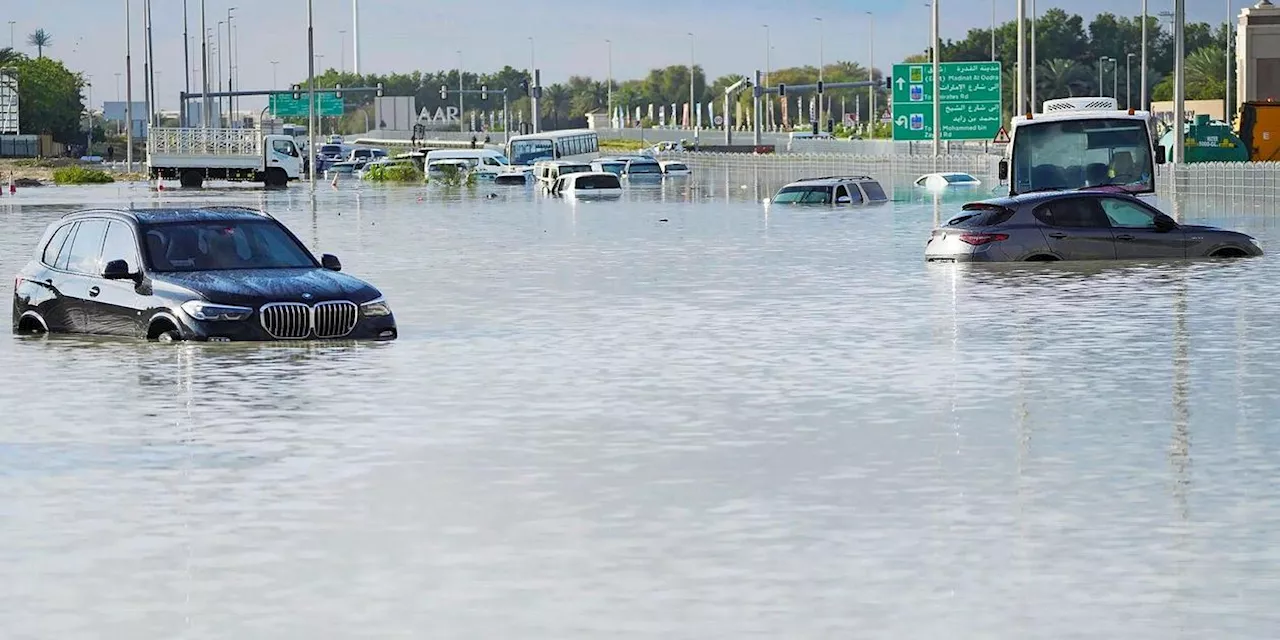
{"left": 585, "top": 111, "right": 610, "bottom": 130}
{"left": 0, "top": 68, "right": 18, "bottom": 134}
{"left": 102, "top": 101, "right": 150, "bottom": 138}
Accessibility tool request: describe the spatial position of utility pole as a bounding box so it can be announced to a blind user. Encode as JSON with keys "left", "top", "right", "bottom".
{"left": 125, "top": 0, "right": 133, "bottom": 172}
{"left": 606, "top": 40, "right": 613, "bottom": 128}
{"left": 227, "top": 7, "right": 235, "bottom": 126}
{"left": 868, "top": 12, "right": 875, "bottom": 139}
{"left": 143, "top": 0, "right": 151, "bottom": 128}
{"left": 1016, "top": 0, "right": 1025, "bottom": 113}
{"left": 457, "top": 50, "right": 464, "bottom": 133}
{"left": 1141, "top": 0, "right": 1149, "bottom": 109}
{"left": 991, "top": 0, "right": 996, "bottom": 60}
{"left": 1174, "top": 0, "right": 1185, "bottom": 163}
{"left": 182, "top": 0, "right": 190, "bottom": 126}
{"left": 815, "top": 17, "right": 824, "bottom": 133}
{"left": 763, "top": 24, "right": 771, "bottom": 131}
{"left": 932, "top": 0, "right": 941, "bottom": 156}
{"left": 307, "top": 0, "right": 316, "bottom": 187}
{"left": 688, "top": 32, "right": 695, "bottom": 134}
{"left": 200, "top": 0, "right": 210, "bottom": 128}
{"left": 1226, "top": 0, "right": 1233, "bottom": 124}
{"left": 352, "top": 0, "right": 361, "bottom": 75}
{"left": 1030, "top": 0, "right": 1037, "bottom": 111}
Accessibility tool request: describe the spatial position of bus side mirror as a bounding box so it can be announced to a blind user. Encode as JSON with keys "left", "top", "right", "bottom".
{"left": 1155, "top": 146, "right": 1167, "bottom": 165}
{"left": 998, "top": 159, "right": 1009, "bottom": 180}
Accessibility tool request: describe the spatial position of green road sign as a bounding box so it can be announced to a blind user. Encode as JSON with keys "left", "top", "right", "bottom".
{"left": 891, "top": 62, "right": 1001, "bottom": 141}
{"left": 269, "top": 91, "right": 344, "bottom": 117}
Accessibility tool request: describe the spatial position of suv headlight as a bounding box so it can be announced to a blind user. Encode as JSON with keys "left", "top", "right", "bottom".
{"left": 181, "top": 300, "right": 253, "bottom": 321}
{"left": 360, "top": 296, "right": 392, "bottom": 317}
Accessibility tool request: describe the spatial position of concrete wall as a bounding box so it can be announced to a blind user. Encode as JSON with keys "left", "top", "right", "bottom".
{"left": 1151, "top": 100, "right": 1225, "bottom": 124}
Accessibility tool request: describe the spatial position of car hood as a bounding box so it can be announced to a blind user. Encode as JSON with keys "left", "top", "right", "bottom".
{"left": 152, "top": 268, "right": 381, "bottom": 306}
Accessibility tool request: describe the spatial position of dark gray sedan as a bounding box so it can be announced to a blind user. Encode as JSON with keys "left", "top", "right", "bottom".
{"left": 925, "top": 191, "right": 1263, "bottom": 262}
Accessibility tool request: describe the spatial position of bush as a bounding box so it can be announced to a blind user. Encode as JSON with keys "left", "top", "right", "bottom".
{"left": 363, "top": 162, "right": 422, "bottom": 182}
{"left": 427, "top": 163, "right": 476, "bottom": 187}
{"left": 51, "top": 166, "right": 115, "bottom": 184}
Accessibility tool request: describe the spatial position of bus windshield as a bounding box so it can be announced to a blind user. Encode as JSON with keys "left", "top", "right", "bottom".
{"left": 1010, "top": 118, "right": 1154, "bottom": 194}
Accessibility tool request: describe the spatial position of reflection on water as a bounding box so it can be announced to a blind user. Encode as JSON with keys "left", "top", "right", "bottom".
{"left": 2, "top": 176, "right": 1280, "bottom": 637}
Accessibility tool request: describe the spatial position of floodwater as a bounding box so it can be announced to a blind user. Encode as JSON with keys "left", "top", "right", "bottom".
{"left": 3, "top": 173, "right": 1280, "bottom": 639}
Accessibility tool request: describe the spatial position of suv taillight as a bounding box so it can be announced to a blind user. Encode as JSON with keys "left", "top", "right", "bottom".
{"left": 959, "top": 232, "right": 1009, "bottom": 246}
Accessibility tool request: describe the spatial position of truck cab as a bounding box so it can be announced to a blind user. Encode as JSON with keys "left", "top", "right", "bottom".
{"left": 999, "top": 97, "right": 1165, "bottom": 199}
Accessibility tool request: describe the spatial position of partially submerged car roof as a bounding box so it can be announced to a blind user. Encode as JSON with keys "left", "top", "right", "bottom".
{"left": 63, "top": 206, "right": 273, "bottom": 224}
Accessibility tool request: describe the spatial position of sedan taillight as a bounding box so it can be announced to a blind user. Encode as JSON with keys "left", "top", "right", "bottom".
{"left": 958, "top": 232, "right": 1009, "bottom": 246}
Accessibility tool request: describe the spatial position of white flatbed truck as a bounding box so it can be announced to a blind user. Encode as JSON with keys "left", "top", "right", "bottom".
{"left": 147, "top": 127, "right": 303, "bottom": 188}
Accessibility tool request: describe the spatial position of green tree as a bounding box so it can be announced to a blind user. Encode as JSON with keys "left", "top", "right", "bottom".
{"left": 1150, "top": 46, "right": 1228, "bottom": 102}
{"left": 0, "top": 47, "right": 20, "bottom": 67}
{"left": 12, "top": 55, "right": 84, "bottom": 141}
{"left": 1037, "top": 58, "right": 1088, "bottom": 102}
{"left": 26, "top": 29, "right": 52, "bottom": 58}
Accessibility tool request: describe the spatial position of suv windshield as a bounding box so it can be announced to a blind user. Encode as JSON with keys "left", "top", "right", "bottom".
{"left": 140, "top": 220, "right": 317, "bottom": 272}
{"left": 774, "top": 186, "right": 832, "bottom": 204}
{"left": 1010, "top": 118, "right": 1154, "bottom": 194}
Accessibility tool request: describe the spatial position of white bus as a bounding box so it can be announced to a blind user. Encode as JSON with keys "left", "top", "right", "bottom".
{"left": 506, "top": 129, "right": 600, "bottom": 166}
{"left": 1000, "top": 97, "right": 1164, "bottom": 198}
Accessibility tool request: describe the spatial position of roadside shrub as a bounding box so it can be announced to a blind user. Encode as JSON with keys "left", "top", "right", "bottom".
{"left": 363, "top": 163, "right": 422, "bottom": 182}
{"left": 51, "top": 166, "right": 115, "bottom": 184}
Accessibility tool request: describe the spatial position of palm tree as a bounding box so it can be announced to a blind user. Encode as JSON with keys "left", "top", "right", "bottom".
{"left": 1184, "top": 46, "right": 1227, "bottom": 100}
{"left": 0, "top": 47, "right": 20, "bottom": 67}
{"left": 543, "top": 83, "right": 570, "bottom": 129}
{"left": 27, "top": 29, "right": 51, "bottom": 58}
{"left": 1037, "top": 59, "right": 1087, "bottom": 102}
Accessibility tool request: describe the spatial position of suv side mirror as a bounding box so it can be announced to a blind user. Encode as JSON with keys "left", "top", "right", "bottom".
{"left": 998, "top": 159, "right": 1009, "bottom": 180}
{"left": 321, "top": 254, "right": 342, "bottom": 271}
{"left": 1155, "top": 146, "right": 1167, "bottom": 165}
{"left": 102, "top": 259, "right": 139, "bottom": 282}
{"left": 1153, "top": 213, "right": 1178, "bottom": 232}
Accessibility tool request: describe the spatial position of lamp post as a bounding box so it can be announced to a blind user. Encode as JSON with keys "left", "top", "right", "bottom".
{"left": 227, "top": 7, "right": 235, "bottom": 123}
{"left": 339, "top": 30, "right": 346, "bottom": 73}
{"left": 182, "top": 0, "right": 189, "bottom": 126}
{"left": 125, "top": 0, "right": 133, "bottom": 171}
{"left": 457, "top": 50, "right": 464, "bottom": 134}
{"left": 200, "top": 0, "right": 210, "bottom": 129}
{"left": 270, "top": 61, "right": 278, "bottom": 89}
{"left": 991, "top": 0, "right": 996, "bottom": 61}
{"left": 815, "top": 16, "right": 824, "bottom": 132}
{"left": 1226, "top": 0, "right": 1233, "bottom": 124}
{"left": 867, "top": 11, "right": 875, "bottom": 139}
{"left": 7, "top": 21, "right": 13, "bottom": 49}
{"left": 528, "top": 37, "right": 535, "bottom": 73}
{"left": 605, "top": 40, "right": 612, "bottom": 127}
{"left": 688, "top": 32, "right": 695, "bottom": 132}
{"left": 763, "top": 24, "right": 771, "bottom": 130}
{"left": 1174, "top": 0, "right": 1185, "bottom": 163}
{"left": 1141, "top": 0, "right": 1149, "bottom": 110}
{"left": 1016, "top": 0, "right": 1025, "bottom": 114}
{"left": 307, "top": 0, "right": 315, "bottom": 187}
{"left": 216, "top": 21, "right": 223, "bottom": 125}
{"left": 1030, "top": 0, "right": 1037, "bottom": 110}
{"left": 932, "top": 0, "right": 940, "bottom": 156}
{"left": 1098, "top": 56, "right": 1110, "bottom": 97}
{"left": 1126, "top": 52, "right": 1135, "bottom": 108}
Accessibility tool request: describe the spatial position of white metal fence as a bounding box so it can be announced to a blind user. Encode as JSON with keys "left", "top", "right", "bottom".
{"left": 671, "top": 152, "right": 999, "bottom": 183}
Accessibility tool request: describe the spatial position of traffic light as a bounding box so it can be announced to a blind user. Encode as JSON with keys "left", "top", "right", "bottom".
{"left": 440, "top": 84, "right": 448, "bottom": 99}
{"left": 532, "top": 86, "right": 543, "bottom": 99}
{"left": 885, "top": 75, "right": 892, "bottom": 89}
{"left": 375, "top": 82, "right": 384, "bottom": 98}
{"left": 334, "top": 83, "right": 343, "bottom": 99}
{"left": 519, "top": 79, "right": 530, "bottom": 95}
{"left": 292, "top": 84, "right": 301, "bottom": 100}
{"left": 816, "top": 81, "right": 824, "bottom": 94}
{"left": 777, "top": 83, "right": 786, "bottom": 97}
{"left": 480, "top": 85, "right": 488, "bottom": 100}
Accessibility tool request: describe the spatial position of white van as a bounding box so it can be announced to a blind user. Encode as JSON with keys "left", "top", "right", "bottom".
{"left": 424, "top": 149, "right": 512, "bottom": 179}
{"left": 532, "top": 160, "right": 594, "bottom": 188}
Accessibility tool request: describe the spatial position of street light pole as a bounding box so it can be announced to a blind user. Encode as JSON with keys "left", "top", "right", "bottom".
{"left": 216, "top": 21, "right": 223, "bottom": 126}
{"left": 227, "top": 7, "right": 236, "bottom": 123}
{"left": 1226, "top": 0, "right": 1233, "bottom": 124}
{"left": 991, "top": 0, "right": 996, "bottom": 61}
{"left": 270, "top": 61, "right": 278, "bottom": 89}
{"left": 1174, "top": 0, "right": 1185, "bottom": 163}
{"left": 182, "top": 0, "right": 190, "bottom": 126}
{"left": 1113, "top": 58, "right": 1118, "bottom": 101}
{"left": 1016, "top": 0, "right": 1025, "bottom": 114}
{"left": 125, "top": 0, "right": 133, "bottom": 172}
{"left": 7, "top": 21, "right": 13, "bottom": 49}
{"left": 867, "top": 12, "right": 875, "bottom": 139}
{"left": 307, "top": 0, "right": 316, "bottom": 187}
{"left": 816, "top": 17, "right": 824, "bottom": 132}
{"left": 763, "top": 24, "right": 771, "bottom": 131}
{"left": 1141, "top": 0, "right": 1148, "bottom": 109}
{"left": 1030, "top": 0, "right": 1037, "bottom": 110}
{"left": 688, "top": 32, "right": 695, "bottom": 133}
{"left": 339, "top": 30, "right": 346, "bottom": 73}
{"left": 1098, "top": 57, "right": 1107, "bottom": 97}
{"left": 605, "top": 40, "right": 613, "bottom": 127}
{"left": 457, "top": 50, "right": 464, "bottom": 134}
{"left": 1127, "top": 53, "right": 1135, "bottom": 108}
{"left": 932, "top": 0, "right": 940, "bottom": 156}
{"left": 200, "top": 0, "right": 210, "bottom": 128}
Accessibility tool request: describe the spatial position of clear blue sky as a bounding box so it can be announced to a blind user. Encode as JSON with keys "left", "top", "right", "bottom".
{"left": 4, "top": 0, "right": 1249, "bottom": 110}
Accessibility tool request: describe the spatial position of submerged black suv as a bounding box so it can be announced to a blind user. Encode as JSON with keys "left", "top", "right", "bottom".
{"left": 13, "top": 207, "right": 397, "bottom": 342}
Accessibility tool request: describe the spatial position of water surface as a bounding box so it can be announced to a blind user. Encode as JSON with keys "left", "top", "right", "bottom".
{"left": 2, "top": 174, "right": 1279, "bottom": 638}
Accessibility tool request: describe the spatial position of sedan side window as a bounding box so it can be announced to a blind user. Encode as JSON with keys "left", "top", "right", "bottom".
{"left": 42, "top": 223, "right": 73, "bottom": 267}
{"left": 1033, "top": 199, "right": 1111, "bottom": 228}
{"left": 1099, "top": 198, "right": 1158, "bottom": 229}
{"left": 63, "top": 219, "right": 109, "bottom": 275}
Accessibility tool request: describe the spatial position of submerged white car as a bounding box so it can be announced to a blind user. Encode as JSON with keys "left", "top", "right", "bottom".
{"left": 549, "top": 171, "right": 623, "bottom": 198}
{"left": 660, "top": 160, "right": 691, "bottom": 176}
{"left": 915, "top": 172, "right": 982, "bottom": 189}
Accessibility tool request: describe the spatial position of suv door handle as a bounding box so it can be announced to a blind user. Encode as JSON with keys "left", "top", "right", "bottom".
{"left": 1047, "top": 232, "right": 1068, "bottom": 239}
{"left": 88, "top": 286, "right": 100, "bottom": 297}
{"left": 1115, "top": 234, "right": 1135, "bottom": 241}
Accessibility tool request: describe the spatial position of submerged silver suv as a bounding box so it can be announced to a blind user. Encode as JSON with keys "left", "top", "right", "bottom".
{"left": 771, "top": 176, "right": 888, "bottom": 206}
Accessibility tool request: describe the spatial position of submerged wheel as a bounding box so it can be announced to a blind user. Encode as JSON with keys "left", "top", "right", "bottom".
{"left": 1210, "top": 247, "right": 1248, "bottom": 258}
{"left": 264, "top": 168, "right": 288, "bottom": 188}
{"left": 154, "top": 330, "right": 182, "bottom": 343}
{"left": 179, "top": 170, "right": 204, "bottom": 189}
{"left": 1025, "top": 254, "right": 1060, "bottom": 262}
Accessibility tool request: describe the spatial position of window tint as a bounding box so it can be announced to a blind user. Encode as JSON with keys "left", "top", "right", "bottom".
{"left": 861, "top": 181, "right": 887, "bottom": 201}
{"left": 55, "top": 223, "right": 79, "bottom": 270}
{"left": 140, "top": 220, "right": 316, "bottom": 272}
{"left": 1099, "top": 198, "right": 1158, "bottom": 229}
{"left": 64, "top": 219, "right": 108, "bottom": 275}
{"left": 774, "top": 186, "right": 832, "bottom": 204}
{"left": 42, "top": 223, "right": 73, "bottom": 266}
{"left": 1033, "top": 198, "right": 1110, "bottom": 228}
{"left": 946, "top": 206, "right": 1015, "bottom": 228}
{"left": 101, "top": 221, "right": 140, "bottom": 273}
{"left": 577, "top": 174, "right": 620, "bottom": 190}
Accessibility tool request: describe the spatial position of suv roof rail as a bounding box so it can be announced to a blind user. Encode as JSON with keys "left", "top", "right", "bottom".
{"left": 799, "top": 175, "right": 875, "bottom": 182}
{"left": 60, "top": 207, "right": 132, "bottom": 219}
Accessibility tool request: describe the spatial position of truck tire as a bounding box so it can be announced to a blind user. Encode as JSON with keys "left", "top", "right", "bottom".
{"left": 179, "top": 170, "right": 204, "bottom": 189}
{"left": 264, "top": 168, "right": 288, "bottom": 188}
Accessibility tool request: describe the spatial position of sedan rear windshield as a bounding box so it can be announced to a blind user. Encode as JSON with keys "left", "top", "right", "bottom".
{"left": 576, "top": 174, "right": 621, "bottom": 189}
{"left": 774, "top": 186, "right": 832, "bottom": 204}
{"left": 320, "top": 145, "right": 343, "bottom": 155}
{"left": 627, "top": 163, "right": 663, "bottom": 174}
{"left": 945, "top": 205, "right": 1015, "bottom": 228}
{"left": 140, "top": 220, "right": 317, "bottom": 272}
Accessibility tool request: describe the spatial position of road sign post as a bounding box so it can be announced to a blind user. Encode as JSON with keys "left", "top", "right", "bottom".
{"left": 891, "top": 61, "right": 1001, "bottom": 142}
{"left": 269, "top": 91, "right": 344, "bottom": 117}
